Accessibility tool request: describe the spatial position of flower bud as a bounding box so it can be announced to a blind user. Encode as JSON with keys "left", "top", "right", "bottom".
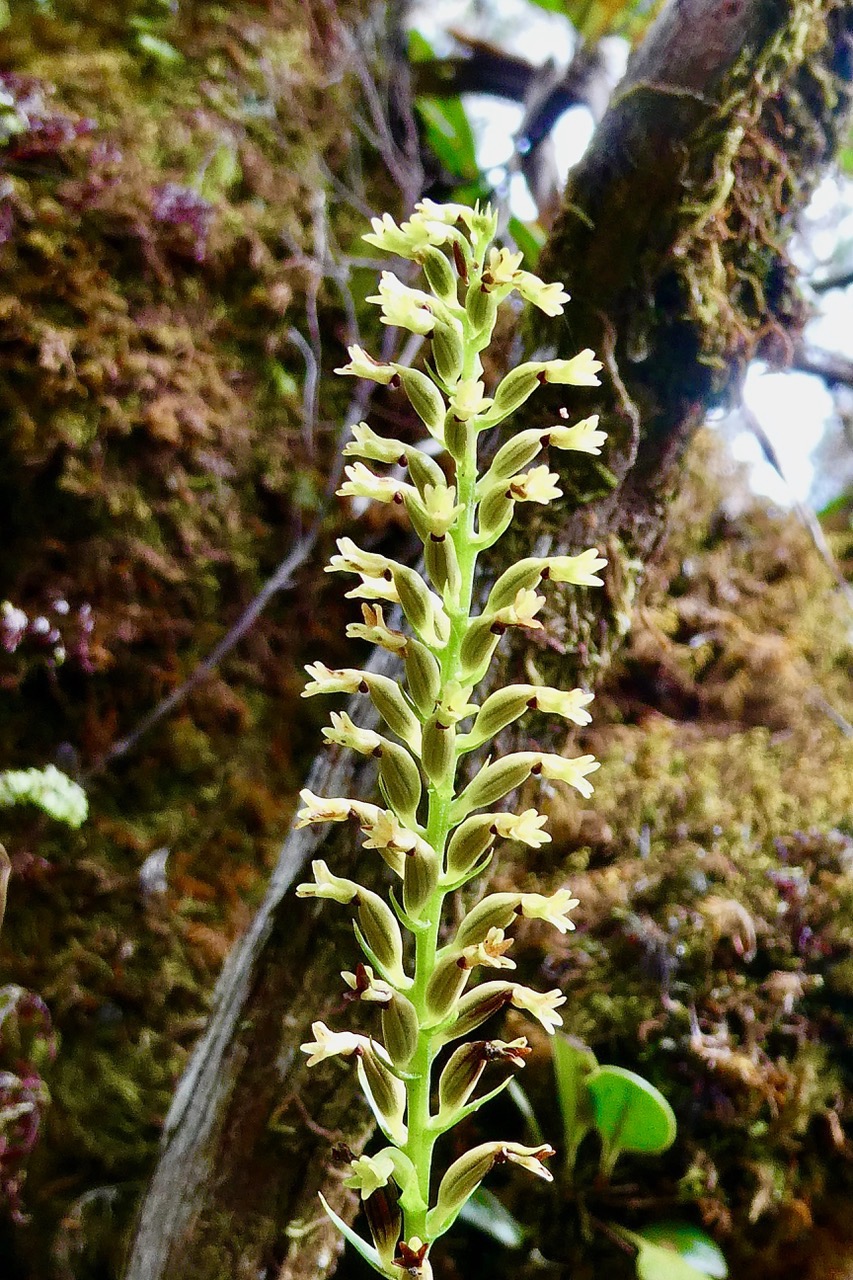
{"left": 444, "top": 815, "right": 495, "bottom": 879}
{"left": 421, "top": 715, "right": 456, "bottom": 785}
{"left": 420, "top": 245, "right": 457, "bottom": 301}
{"left": 469, "top": 687, "right": 534, "bottom": 743}
{"left": 483, "top": 429, "right": 545, "bottom": 484}
{"left": 406, "top": 447, "right": 446, "bottom": 497}
{"left": 365, "top": 1184, "right": 402, "bottom": 1271}
{"left": 437, "top": 1038, "right": 531, "bottom": 1118}
{"left": 424, "top": 534, "right": 461, "bottom": 601}
{"left": 357, "top": 892, "right": 405, "bottom": 985}
{"left": 344, "top": 422, "right": 408, "bottom": 465}
{"left": 431, "top": 322, "right": 465, "bottom": 385}
{"left": 450, "top": 753, "right": 537, "bottom": 821}
{"left": 458, "top": 615, "right": 501, "bottom": 677}
{"left": 425, "top": 954, "right": 469, "bottom": 1022}
{"left": 378, "top": 741, "right": 422, "bottom": 826}
{"left": 437, "top": 1041, "right": 490, "bottom": 1115}
{"left": 357, "top": 1043, "right": 408, "bottom": 1145}
{"left": 404, "top": 640, "right": 441, "bottom": 716}
{"left": 488, "top": 363, "right": 542, "bottom": 421}
{"left": 429, "top": 1142, "right": 554, "bottom": 1238}
{"left": 443, "top": 412, "right": 470, "bottom": 459}
{"left": 477, "top": 486, "right": 514, "bottom": 544}
{"left": 485, "top": 558, "right": 544, "bottom": 612}
{"left": 381, "top": 992, "right": 420, "bottom": 1067}
{"left": 403, "top": 843, "right": 440, "bottom": 918}
{"left": 453, "top": 894, "right": 520, "bottom": 950}
{"left": 438, "top": 980, "right": 514, "bottom": 1043}
{"left": 396, "top": 367, "right": 446, "bottom": 438}
{"left": 403, "top": 491, "right": 431, "bottom": 544}
{"left": 391, "top": 565, "right": 450, "bottom": 647}
{"left": 465, "top": 279, "right": 498, "bottom": 339}
{"left": 364, "top": 674, "right": 422, "bottom": 752}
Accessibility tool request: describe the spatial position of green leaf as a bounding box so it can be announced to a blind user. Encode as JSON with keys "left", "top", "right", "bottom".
{"left": 407, "top": 28, "right": 436, "bottom": 63}
{"left": 458, "top": 1186, "right": 527, "bottom": 1248}
{"left": 635, "top": 1239, "right": 712, "bottom": 1280}
{"left": 135, "top": 32, "right": 183, "bottom": 64}
{"left": 507, "top": 216, "right": 546, "bottom": 267}
{"left": 415, "top": 97, "right": 478, "bottom": 181}
{"left": 552, "top": 1034, "right": 597, "bottom": 1168}
{"left": 506, "top": 1078, "right": 545, "bottom": 1144}
{"left": 318, "top": 1194, "right": 386, "bottom": 1276}
{"left": 0, "top": 765, "right": 88, "bottom": 828}
{"left": 587, "top": 1065, "right": 676, "bottom": 1175}
{"left": 637, "top": 1225, "right": 728, "bottom": 1279}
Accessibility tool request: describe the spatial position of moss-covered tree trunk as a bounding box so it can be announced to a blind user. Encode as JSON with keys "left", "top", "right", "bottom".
{"left": 122, "top": 3, "right": 853, "bottom": 1279}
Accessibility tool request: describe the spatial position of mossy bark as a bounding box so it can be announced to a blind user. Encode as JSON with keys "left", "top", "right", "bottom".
{"left": 122, "top": 4, "right": 853, "bottom": 1280}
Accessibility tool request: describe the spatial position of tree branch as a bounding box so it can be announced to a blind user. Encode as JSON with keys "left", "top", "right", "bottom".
{"left": 791, "top": 340, "right": 853, "bottom": 387}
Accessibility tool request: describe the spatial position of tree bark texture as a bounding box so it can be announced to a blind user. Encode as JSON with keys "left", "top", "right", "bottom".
{"left": 124, "top": 2, "right": 853, "bottom": 1278}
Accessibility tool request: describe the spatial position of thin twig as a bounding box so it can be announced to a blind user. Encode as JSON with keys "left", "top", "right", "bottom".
{"left": 84, "top": 378, "right": 372, "bottom": 780}
{"left": 742, "top": 403, "right": 853, "bottom": 610}
{"left": 810, "top": 267, "right": 853, "bottom": 294}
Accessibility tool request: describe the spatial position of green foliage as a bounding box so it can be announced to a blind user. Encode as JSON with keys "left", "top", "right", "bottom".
{"left": 635, "top": 1224, "right": 728, "bottom": 1278}
{"left": 0, "top": 765, "right": 88, "bottom": 829}
{"left": 414, "top": 97, "right": 479, "bottom": 182}
{"left": 588, "top": 1065, "right": 677, "bottom": 1174}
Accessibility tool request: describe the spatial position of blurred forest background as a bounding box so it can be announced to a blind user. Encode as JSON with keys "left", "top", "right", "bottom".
{"left": 2, "top": 1, "right": 853, "bottom": 1279}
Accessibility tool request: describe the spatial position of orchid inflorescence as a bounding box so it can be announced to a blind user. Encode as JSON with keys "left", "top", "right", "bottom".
{"left": 295, "top": 199, "right": 607, "bottom": 1277}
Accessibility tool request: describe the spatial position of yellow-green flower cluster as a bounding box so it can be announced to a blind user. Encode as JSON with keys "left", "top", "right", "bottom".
{"left": 294, "top": 200, "right": 606, "bottom": 1278}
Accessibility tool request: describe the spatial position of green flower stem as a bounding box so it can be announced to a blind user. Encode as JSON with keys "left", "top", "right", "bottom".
{"left": 402, "top": 333, "right": 483, "bottom": 1244}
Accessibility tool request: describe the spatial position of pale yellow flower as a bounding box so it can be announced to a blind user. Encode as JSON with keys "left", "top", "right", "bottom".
{"left": 366, "top": 271, "right": 436, "bottom": 334}
{"left": 513, "top": 271, "right": 570, "bottom": 317}
{"left": 548, "top": 415, "right": 607, "bottom": 455}
{"left": 302, "top": 662, "right": 366, "bottom": 698}
{"left": 508, "top": 465, "right": 562, "bottom": 504}
{"left": 322, "top": 711, "right": 382, "bottom": 756}
{"left": 460, "top": 927, "right": 516, "bottom": 971}
{"left": 530, "top": 686, "right": 594, "bottom": 725}
{"left": 492, "top": 809, "right": 551, "bottom": 848}
{"left": 300, "top": 1021, "right": 368, "bottom": 1066}
{"left": 541, "top": 349, "right": 602, "bottom": 386}
{"left": 450, "top": 378, "right": 492, "bottom": 421}
{"left": 510, "top": 984, "right": 566, "bottom": 1034}
{"left": 519, "top": 889, "right": 580, "bottom": 934}
{"left": 536, "top": 752, "right": 601, "bottom": 799}
{"left": 344, "top": 1150, "right": 396, "bottom": 1198}
{"left": 494, "top": 588, "right": 546, "bottom": 630}
{"left": 544, "top": 548, "right": 608, "bottom": 587}
{"left": 327, "top": 536, "right": 392, "bottom": 579}
{"left": 338, "top": 461, "right": 411, "bottom": 505}
{"left": 485, "top": 246, "right": 523, "bottom": 285}
{"left": 345, "top": 603, "right": 408, "bottom": 654}
{"left": 295, "top": 858, "right": 359, "bottom": 902}
{"left": 334, "top": 344, "right": 397, "bottom": 384}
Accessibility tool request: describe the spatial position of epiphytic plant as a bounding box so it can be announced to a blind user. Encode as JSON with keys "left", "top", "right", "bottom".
{"left": 295, "top": 199, "right": 607, "bottom": 1278}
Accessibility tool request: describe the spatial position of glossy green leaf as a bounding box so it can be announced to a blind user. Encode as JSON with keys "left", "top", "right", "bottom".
{"left": 588, "top": 1065, "right": 676, "bottom": 1175}
{"left": 415, "top": 97, "right": 478, "bottom": 181}
{"left": 552, "top": 1033, "right": 597, "bottom": 1168}
{"left": 458, "top": 1186, "right": 527, "bottom": 1248}
{"left": 507, "top": 216, "right": 546, "bottom": 267}
{"left": 635, "top": 1239, "right": 711, "bottom": 1280}
{"left": 637, "top": 1225, "right": 728, "bottom": 1278}
{"left": 407, "top": 28, "right": 436, "bottom": 63}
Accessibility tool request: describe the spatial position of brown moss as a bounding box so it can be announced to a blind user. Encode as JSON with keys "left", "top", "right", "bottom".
{"left": 0, "top": 1, "right": 401, "bottom": 1275}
